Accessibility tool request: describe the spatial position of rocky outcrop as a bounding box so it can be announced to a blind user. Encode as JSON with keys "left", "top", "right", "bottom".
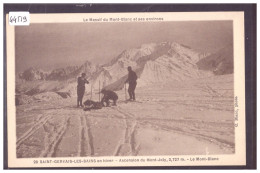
{"left": 18, "top": 68, "right": 49, "bottom": 81}
{"left": 196, "top": 45, "right": 233, "bottom": 75}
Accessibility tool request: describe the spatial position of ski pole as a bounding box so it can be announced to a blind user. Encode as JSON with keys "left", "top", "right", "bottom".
{"left": 99, "top": 80, "right": 100, "bottom": 102}
{"left": 90, "top": 85, "right": 92, "bottom": 100}
{"left": 125, "top": 83, "right": 127, "bottom": 100}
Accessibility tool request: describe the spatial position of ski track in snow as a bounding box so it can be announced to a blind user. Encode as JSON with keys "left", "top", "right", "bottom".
{"left": 113, "top": 105, "right": 234, "bottom": 154}
{"left": 16, "top": 114, "right": 53, "bottom": 150}
{"left": 77, "top": 114, "right": 95, "bottom": 157}
{"left": 78, "top": 115, "right": 88, "bottom": 156}
{"left": 85, "top": 116, "right": 95, "bottom": 156}
{"left": 112, "top": 106, "right": 139, "bottom": 156}
{"left": 16, "top": 77, "right": 235, "bottom": 158}
{"left": 40, "top": 117, "right": 71, "bottom": 157}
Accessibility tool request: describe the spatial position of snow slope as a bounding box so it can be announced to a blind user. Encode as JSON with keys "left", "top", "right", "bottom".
{"left": 103, "top": 42, "right": 211, "bottom": 89}
{"left": 16, "top": 74, "right": 234, "bottom": 158}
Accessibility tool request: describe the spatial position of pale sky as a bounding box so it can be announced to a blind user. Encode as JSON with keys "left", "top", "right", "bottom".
{"left": 15, "top": 21, "right": 233, "bottom": 73}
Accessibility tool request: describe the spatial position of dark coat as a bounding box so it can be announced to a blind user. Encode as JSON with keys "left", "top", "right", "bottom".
{"left": 101, "top": 90, "right": 118, "bottom": 101}
{"left": 77, "top": 77, "right": 89, "bottom": 96}
{"left": 125, "top": 70, "right": 137, "bottom": 84}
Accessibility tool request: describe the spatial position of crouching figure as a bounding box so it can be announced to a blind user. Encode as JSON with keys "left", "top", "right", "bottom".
{"left": 101, "top": 89, "right": 118, "bottom": 107}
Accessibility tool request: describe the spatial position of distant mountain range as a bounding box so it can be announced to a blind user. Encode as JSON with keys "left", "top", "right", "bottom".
{"left": 196, "top": 44, "right": 233, "bottom": 75}
{"left": 17, "top": 42, "right": 233, "bottom": 92}
{"left": 18, "top": 61, "right": 99, "bottom": 81}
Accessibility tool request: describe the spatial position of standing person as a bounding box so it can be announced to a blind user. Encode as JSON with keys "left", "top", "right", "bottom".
{"left": 125, "top": 66, "right": 137, "bottom": 101}
{"left": 77, "top": 73, "right": 89, "bottom": 107}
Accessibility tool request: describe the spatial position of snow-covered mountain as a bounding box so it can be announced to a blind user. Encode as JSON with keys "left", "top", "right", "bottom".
{"left": 16, "top": 41, "right": 233, "bottom": 103}
{"left": 100, "top": 42, "right": 211, "bottom": 90}
{"left": 19, "top": 61, "right": 99, "bottom": 81}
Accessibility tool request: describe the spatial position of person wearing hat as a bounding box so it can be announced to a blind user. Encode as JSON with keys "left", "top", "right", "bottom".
{"left": 125, "top": 66, "right": 137, "bottom": 101}
{"left": 77, "top": 73, "right": 89, "bottom": 107}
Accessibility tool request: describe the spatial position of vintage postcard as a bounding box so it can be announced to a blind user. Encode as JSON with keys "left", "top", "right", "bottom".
{"left": 6, "top": 11, "right": 246, "bottom": 168}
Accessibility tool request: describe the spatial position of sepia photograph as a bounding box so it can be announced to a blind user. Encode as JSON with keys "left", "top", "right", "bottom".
{"left": 15, "top": 21, "right": 235, "bottom": 158}
{"left": 5, "top": 9, "right": 250, "bottom": 168}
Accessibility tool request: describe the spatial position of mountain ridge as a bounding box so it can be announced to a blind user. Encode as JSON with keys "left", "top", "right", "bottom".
{"left": 17, "top": 41, "right": 232, "bottom": 96}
